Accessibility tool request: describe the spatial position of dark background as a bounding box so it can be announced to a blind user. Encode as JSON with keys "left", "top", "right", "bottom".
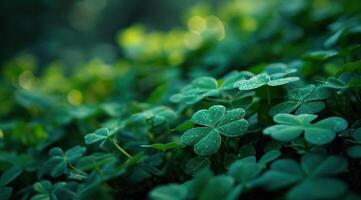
{"left": 0, "top": 0, "right": 219, "bottom": 66}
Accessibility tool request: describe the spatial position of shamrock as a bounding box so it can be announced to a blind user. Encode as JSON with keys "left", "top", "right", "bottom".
{"left": 226, "top": 150, "right": 281, "bottom": 198}
{"left": 181, "top": 105, "right": 248, "bottom": 156}
{"left": 269, "top": 84, "right": 330, "bottom": 116}
{"left": 43, "top": 146, "right": 86, "bottom": 177}
{"left": 233, "top": 73, "right": 299, "bottom": 91}
{"left": 130, "top": 106, "right": 177, "bottom": 127}
{"left": 171, "top": 71, "right": 252, "bottom": 105}
{"left": 85, "top": 127, "right": 116, "bottom": 147}
{"left": 264, "top": 114, "right": 348, "bottom": 145}
{"left": 251, "top": 152, "right": 348, "bottom": 200}
{"left": 31, "top": 180, "right": 76, "bottom": 200}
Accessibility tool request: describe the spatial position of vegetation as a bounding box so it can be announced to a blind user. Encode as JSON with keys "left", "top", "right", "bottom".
{"left": 1, "top": 0, "right": 361, "bottom": 199}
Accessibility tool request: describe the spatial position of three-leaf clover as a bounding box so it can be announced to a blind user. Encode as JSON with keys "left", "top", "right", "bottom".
{"left": 251, "top": 152, "right": 348, "bottom": 200}
{"left": 84, "top": 128, "right": 115, "bottom": 147}
{"left": 171, "top": 72, "right": 252, "bottom": 105}
{"left": 130, "top": 106, "right": 177, "bottom": 127}
{"left": 44, "top": 146, "right": 86, "bottom": 177}
{"left": 264, "top": 114, "right": 348, "bottom": 145}
{"left": 226, "top": 150, "right": 281, "bottom": 198}
{"left": 269, "top": 84, "right": 330, "bottom": 116}
{"left": 31, "top": 180, "right": 76, "bottom": 200}
{"left": 181, "top": 105, "right": 248, "bottom": 156}
{"left": 233, "top": 63, "right": 299, "bottom": 90}
{"left": 233, "top": 73, "right": 299, "bottom": 91}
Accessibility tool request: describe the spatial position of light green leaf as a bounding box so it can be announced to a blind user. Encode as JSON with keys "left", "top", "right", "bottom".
{"left": 264, "top": 114, "right": 348, "bottom": 145}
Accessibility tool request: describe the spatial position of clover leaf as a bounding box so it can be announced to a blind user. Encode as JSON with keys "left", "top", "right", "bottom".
{"left": 185, "top": 157, "right": 211, "bottom": 175}
{"left": 44, "top": 146, "right": 86, "bottom": 177}
{"left": 264, "top": 113, "right": 348, "bottom": 145}
{"left": 149, "top": 183, "right": 188, "bottom": 200}
{"left": 251, "top": 152, "right": 348, "bottom": 200}
{"left": 31, "top": 180, "right": 76, "bottom": 200}
{"left": 181, "top": 105, "right": 248, "bottom": 156}
{"left": 170, "top": 77, "right": 219, "bottom": 104}
{"left": 225, "top": 150, "right": 280, "bottom": 199}
{"left": 170, "top": 72, "right": 252, "bottom": 105}
{"left": 233, "top": 73, "right": 299, "bottom": 91}
{"left": 269, "top": 84, "right": 330, "bottom": 116}
{"left": 84, "top": 128, "right": 115, "bottom": 147}
{"left": 130, "top": 106, "right": 177, "bottom": 127}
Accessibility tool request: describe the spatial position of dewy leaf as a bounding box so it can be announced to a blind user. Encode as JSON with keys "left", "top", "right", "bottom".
{"left": 191, "top": 105, "right": 225, "bottom": 127}
{"left": 233, "top": 71, "right": 299, "bottom": 91}
{"left": 264, "top": 114, "right": 348, "bottom": 145}
{"left": 269, "top": 84, "right": 330, "bottom": 116}
{"left": 0, "top": 166, "right": 22, "bottom": 187}
{"left": 170, "top": 77, "right": 219, "bottom": 105}
{"left": 347, "top": 145, "right": 361, "bottom": 158}
{"left": 233, "top": 73, "right": 271, "bottom": 90}
{"left": 181, "top": 105, "right": 248, "bottom": 156}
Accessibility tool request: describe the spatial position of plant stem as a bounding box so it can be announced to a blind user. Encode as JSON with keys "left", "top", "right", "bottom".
{"left": 112, "top": 138, "right": 133, "bottom": 159}
{"left": 267, "top": 87, "right": 271, "bottom": 105}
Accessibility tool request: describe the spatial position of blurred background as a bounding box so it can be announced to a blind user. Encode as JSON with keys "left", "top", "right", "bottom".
{"left": 0, "top": 0, "right": 361, "bottom": 119}
{"left": 0, "top": 0, "right": 220, "bottom": 66}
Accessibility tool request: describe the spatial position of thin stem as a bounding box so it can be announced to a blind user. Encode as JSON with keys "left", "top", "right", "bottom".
{"left": 112, "top": 138, "right": 133, "bottom": 159}
{"left": 267, "top": 87, "right": 271, "bottom": 105}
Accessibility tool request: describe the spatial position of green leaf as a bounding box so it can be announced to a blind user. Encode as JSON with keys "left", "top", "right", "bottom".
{"left": 347, "top": 145, "right": 361, "bottom": 158}
{"left": 84, "top": 128, "right": 113, "bottom": 146}
{"left": 44, "top": 146, "right": 86, "bottom": 177}
{"left": 301, "top": 153, "right": 347, "bottom": 177}
{"left": 170, "top": 77, "right": 219, "bottom": 104}
{"left": 141, "top": 142, "right": 181, "bottom": 152}
{"left": 251, "top": 159, "right": 303, "bottom": 190}
{"left": 287, "top": 178, "right": 347, "bottom": 200}
{"left": 198, "top": 175, "right": 235, "bottom": 200}
{"left": 252, "top": 152, "right": 348, "bottom": 199}
{"left": 0, "top": 166, "right": 22, "bottom": 187}
{"left": 228, "top": 156, "right": 261, "bottom": 184}
{"left": 269, "top": 84, "right": 330, "bottom": 116}
{"left": 182, "top": 105, "right": 248, "bottom": 155}
{"left": 0, "top": 187, "right": 12, "bottom": 200}
{"left": 264, "top": 114, "right": 348, "bottom": 145}
{"left": 258, "top": 150, "right": 281, "bottom": 167}
{"left": 149, "top": 184, "right": 188, "bottom": 200}
{"left": 233, "top": 72, "right": 299, "bottom": 91}
{"left": 185, "top": 157, "right": 211, "bottom": 175}
{"left": 131, "top": 106, "right": 177, "bottom": 127}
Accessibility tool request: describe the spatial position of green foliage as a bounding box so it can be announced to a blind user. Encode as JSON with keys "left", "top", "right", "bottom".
{"left": 1, "top": 1, "right": 361, "bottom": 200}
{"left": 264, "top": 114, "right": 348, "bottom": 145}
{"left": 251, "top": 152, "right": 348, "bottom": 200}
{"left": 269, "top": 85, "right": 331, "bottom": 116}
{"left": 181, "top": 105, "right": 248, "bottom": 155}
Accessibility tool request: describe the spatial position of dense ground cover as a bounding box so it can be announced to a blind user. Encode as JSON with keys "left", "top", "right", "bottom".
{"left": 1, "top": 0, "right": 361, "bottom": 199}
